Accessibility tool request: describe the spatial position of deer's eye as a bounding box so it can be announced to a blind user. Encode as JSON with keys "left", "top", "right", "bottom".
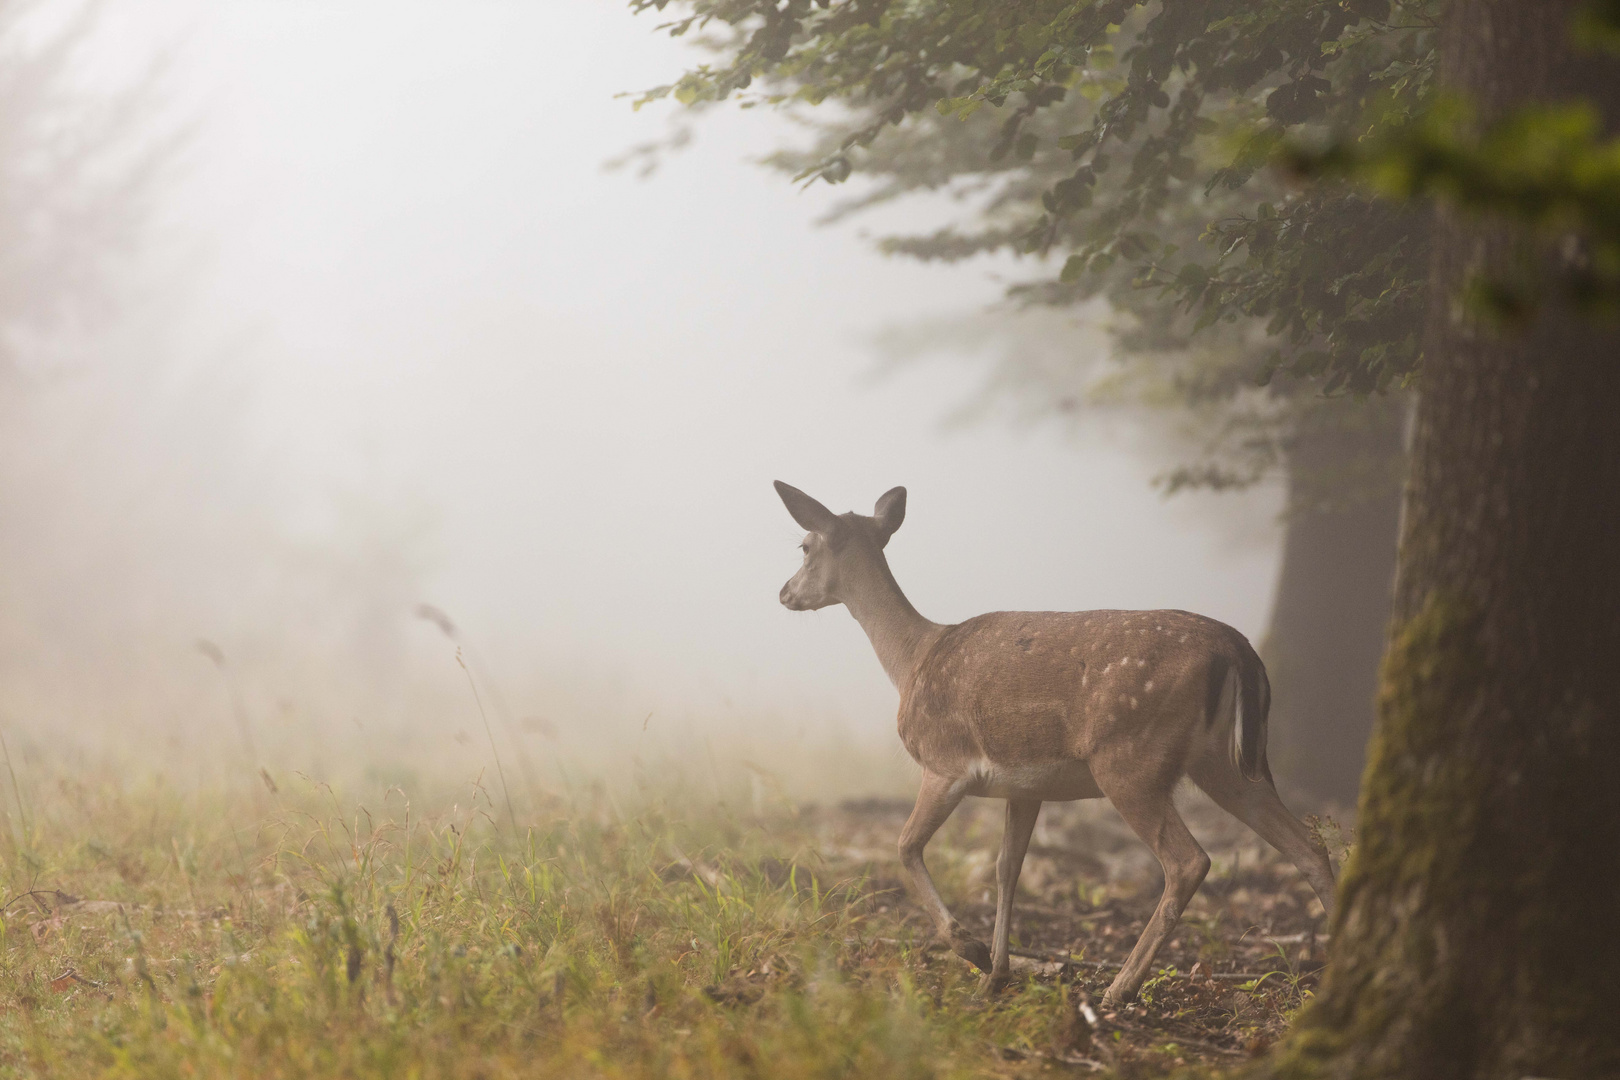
{"left": 800, "top": 541, "right": 809, "bottom": 553}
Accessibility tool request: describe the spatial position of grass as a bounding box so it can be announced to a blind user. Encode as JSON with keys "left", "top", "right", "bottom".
{"left": 0, "top": 762, "right": 1331, "bottom": 1078}
{"left": 0, "top": 769, "right": 1073, "bottom": 1079}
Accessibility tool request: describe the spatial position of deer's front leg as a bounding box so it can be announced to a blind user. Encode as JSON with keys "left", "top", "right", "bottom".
{"left": 984, "top": 798, "right": 1041, "bottom": 993}
{"left": 897, "top": 771, "right": 987, "bottom": 971}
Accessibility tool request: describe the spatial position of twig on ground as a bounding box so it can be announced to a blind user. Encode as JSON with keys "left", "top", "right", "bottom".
{"left": 2, "top": 889, "right": 78, "bottom": 913}
{"left": 1102, "top": 1015, "right": 1249, "bottom": 1058}
{"left": 989, "top": 1042, "right": 1108, "bottom": 1071}
{"left": 1008, "top": 946, "right": 1321, "bottom": 982}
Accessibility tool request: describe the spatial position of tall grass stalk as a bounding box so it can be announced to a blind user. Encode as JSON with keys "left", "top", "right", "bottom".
{"left": 0, "top": 725, "right": 28, "bottom": 845}
{"left": 458, "top": 649, "right": 516, "bottom": 830}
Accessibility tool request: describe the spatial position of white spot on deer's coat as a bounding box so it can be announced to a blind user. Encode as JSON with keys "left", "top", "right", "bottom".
{"left": 1144, "top": 680, "right": 1154, "bottom": 693}
{"left": 1137, "top": 659, "right": 1147, "bottom": 668}
{"left": 1179, "top": 634, "right": 1189, "bottom": 642}
{"left": 1130, "top": 697, "right": 1139, "bottom": 710}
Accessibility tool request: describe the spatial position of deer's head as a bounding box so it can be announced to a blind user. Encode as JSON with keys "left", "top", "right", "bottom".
{"left": 774, "top": 481, "right": 906, "bottom": 611}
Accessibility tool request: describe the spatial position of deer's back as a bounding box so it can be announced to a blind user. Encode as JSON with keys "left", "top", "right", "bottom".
{"left": 897, "top": 609, "right": 1240, "bottom": 777}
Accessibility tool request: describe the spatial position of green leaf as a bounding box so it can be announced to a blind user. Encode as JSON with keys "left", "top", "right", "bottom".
{"left": 1058, "top": 131, "right": 1097, "bottom": 154}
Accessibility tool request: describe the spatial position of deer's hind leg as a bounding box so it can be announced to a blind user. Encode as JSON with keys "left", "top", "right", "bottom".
{"left": 984, "top": 798, "right": 1041, "bottom": 994}
{"left": 1091, "top": 762, "right": 1211, "bottom": 1005}
{"left": 1189, "top": 754, "right": 1335, "bottom": 914}
{"left": 898, "top": 771, "right": 990, "bottom": 972}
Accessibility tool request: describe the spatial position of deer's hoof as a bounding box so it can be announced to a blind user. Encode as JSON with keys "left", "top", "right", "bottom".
{"left": 1100, "top": 984, "right": 1134, "bottom": 1009}
{"left": 977, "top": 969, "right": 1011, "bottom": 996}
{"left": 948, "top": 929, "right": 992, "bottom": 972}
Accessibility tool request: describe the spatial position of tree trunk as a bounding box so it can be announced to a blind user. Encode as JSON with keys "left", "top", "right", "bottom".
{"left": 1263, "top": 2, "right": 1620, "bottom": 1075}
{"left": 1262, "top": 400, "right": 1404, "bottom": 809}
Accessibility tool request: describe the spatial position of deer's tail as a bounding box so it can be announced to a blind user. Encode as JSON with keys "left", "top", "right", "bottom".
{"left": 1232, "top": 637, "right": 1272, "bottom": 784}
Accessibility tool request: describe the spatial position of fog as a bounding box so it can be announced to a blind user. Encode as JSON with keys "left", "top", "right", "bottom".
{"left": 0, "top": 0, "right": 1281, "bottom": 789}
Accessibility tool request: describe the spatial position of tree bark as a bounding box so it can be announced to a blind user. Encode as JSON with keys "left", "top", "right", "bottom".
{"left": 1261, "top": 2, "right": 1620, "bottom": 1075}
{"left": 1262, "top": 401, "right": 1404, "bottom": 809}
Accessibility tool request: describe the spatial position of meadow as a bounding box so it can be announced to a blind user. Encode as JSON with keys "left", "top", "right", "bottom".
{"left": 0, "top": 760, "right": 1338, "bottom": 1078}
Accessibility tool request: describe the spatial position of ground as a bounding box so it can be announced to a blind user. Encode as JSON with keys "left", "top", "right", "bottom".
{"left": 0, "top": 770, "right": 1339, "bottom": 1077}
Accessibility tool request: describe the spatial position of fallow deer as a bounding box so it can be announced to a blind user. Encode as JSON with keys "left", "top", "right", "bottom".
{"left": 774, "top": 481, "right": 1335, "bottom": 1003}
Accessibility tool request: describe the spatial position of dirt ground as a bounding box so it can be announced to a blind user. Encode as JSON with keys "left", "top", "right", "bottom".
{"left": 803, "top": 789, "right": 1344, "bottom": 1072}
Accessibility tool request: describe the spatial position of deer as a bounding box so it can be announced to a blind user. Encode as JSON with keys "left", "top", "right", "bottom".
{"left": 773, "top": 481, "right": 1336, "bottom": 1003}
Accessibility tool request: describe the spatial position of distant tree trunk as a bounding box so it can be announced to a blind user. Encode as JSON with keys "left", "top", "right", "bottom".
{"left": 1262, "top": 401, "right": 1404, "bottom": 809}
{"left": 1263, "top": 2, "right": 1620, "bottom": 1075}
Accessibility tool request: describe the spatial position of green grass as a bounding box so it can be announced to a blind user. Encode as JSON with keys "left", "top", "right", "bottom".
{"left": 0, "top": 771, "right": 1081, "bottom": 1079}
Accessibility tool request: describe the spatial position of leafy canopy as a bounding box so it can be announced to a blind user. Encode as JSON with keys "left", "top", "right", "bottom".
{"left": 631, "top": 0, "right": 1440, "bottom": 401}
{"left": 631, "top": 0, "right": 1620, "bottom": 501}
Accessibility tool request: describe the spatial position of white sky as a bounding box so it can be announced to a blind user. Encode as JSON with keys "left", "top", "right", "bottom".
{"left": 14, "top": 0, "right": 1282, "bottom": 764}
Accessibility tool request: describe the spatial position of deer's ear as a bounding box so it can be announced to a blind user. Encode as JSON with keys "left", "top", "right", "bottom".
{"left": 775, "top": 481, "right": 841, "bottom": 536}
{"left": 873, "top": 486, "right": 906, "bottom": 546}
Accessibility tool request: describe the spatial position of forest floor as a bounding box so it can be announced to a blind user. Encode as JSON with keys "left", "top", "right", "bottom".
{"left": 0, "top": 769, "right": 1343, "bottom": 1078}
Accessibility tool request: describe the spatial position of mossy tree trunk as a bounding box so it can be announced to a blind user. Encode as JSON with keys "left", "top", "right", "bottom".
{"left": 1263, "top": 2, "right": 1620, "bottom": 1075}
{"left": 1263, "top": 401, "right": 1404, "bottom": 810}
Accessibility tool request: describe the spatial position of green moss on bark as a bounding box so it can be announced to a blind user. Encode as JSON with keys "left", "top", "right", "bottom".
{"left": 1240, "top": 590, "right": 1482, "bottom": 1078}
{"left": 1241, "top": 578, "right": 1620, "bottom": 1079}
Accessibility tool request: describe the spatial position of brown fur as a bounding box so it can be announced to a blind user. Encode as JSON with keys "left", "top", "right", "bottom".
{"left": 901, "top": 609, "right": 1240, "bottom": 773}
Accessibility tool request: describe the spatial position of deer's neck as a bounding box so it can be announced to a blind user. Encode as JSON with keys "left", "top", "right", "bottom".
{"left": 842, "top": 555, "right": 938, "bottom": 690}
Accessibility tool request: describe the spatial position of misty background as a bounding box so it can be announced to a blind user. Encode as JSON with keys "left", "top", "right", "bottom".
{"left": 0, "top": 0, "right": 1281, "bottom": 791}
